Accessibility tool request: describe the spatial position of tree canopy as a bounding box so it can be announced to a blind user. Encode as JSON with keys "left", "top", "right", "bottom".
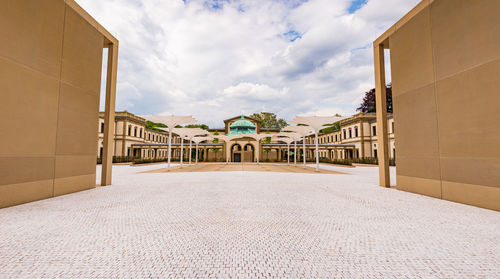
{"left": 356, "top": 84, "right": 393, "bottom": 113}
{"left": 184, "top": 124, "right": 209, "bottom": 130}
{"left": 145, "top": 120, "right": 166, "bottom": 132}
{"left": 249, "top": 112, "right": 287, "bottom": 129}
{"left": 319, "top": 113, "right": 342, "bottom": 133}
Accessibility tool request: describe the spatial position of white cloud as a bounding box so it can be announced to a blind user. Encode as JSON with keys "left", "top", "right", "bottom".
{"left": 77, "top": 0, "right": 420, "bottom": 127}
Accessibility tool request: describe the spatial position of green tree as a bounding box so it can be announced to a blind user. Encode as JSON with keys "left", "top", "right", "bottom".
{"left": 250, "top": 112, "right": 287, "bottom": 129}
{"left": 319, "top": 113, "right": 342, "bottom": 133}
{"left": 184, "top": 124, "right": 209, "bottom": 130}
{"left": 145, "top": 120, "right": 167, "bottom": 132}
{"left": 211, "top": 131, "right": 220, "bottom": 156}
{"left": 262, "top": 131, "right": 271, "bottom": 158}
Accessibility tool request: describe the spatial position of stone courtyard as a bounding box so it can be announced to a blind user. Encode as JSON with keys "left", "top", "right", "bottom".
{"left": 0, "top": 163, "right": 498, "bottom": 278}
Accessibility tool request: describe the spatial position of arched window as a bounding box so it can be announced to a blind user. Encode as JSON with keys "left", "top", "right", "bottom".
{"left": 128, "top": 125, "right": 131, "bottom": 136}
{"left": 355, "top": 127, "right": 358, "bottom": 137}
{"left": 140, "top": 128, "right": 143, "bottom": 138}
{"left": 134, "top": 127, "right": 137, "bottom": 137}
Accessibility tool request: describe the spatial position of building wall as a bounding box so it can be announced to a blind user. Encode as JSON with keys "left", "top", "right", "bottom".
{"left": 309, "top": 113, "right": 395, "bottom": 160}
{"left": 0, "top": 0, "right": 106, "bottom": 208}
{"left": 388, "top": 0, "right": 500, "bottom": 210}
{"left": 97, "top": 111, "right": 177, "bottom": 159}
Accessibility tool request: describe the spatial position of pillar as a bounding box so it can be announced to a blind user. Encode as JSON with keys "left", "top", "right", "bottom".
{"left": 101, "top": 42, "right": 118, "bottom": 186}
{"left": 374, "top": 43, "right": 390, "bottom": 187}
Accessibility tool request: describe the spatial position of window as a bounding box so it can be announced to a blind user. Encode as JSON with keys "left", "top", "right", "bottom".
{"left": 101, "top": 122, "right": 104, "bottom": 133}
{"left": 349, "top": 129, "right": 352, "bottom": 138}
{"left": 128, "top": 125, "right": 131, "bottom": 136}
{"left": 335, "top": 135, "right": 338, "bottom": 142}
{"left": 372, "top": 126, "right": 377, "bottom": 136}
{"left": 374, "top": 149, "right": 378, "bottom": 158}
{"left": 140, "top": 128, "right": 143, "bottom": 138}
{"left": 343, "top": 129, "right": 346, "bottom": 139}
{"left": 134, "top": 127, "right": 137, "bottom": 137}
{"left": 392, "top": 122, "right": 395, "bottom": 133}
{"left": 355, "top": 127, "right": 358, "bottom": 137}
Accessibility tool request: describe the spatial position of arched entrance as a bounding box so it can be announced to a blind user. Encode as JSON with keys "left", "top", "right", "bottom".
{"left": 231, "top": 143, "right": 242, "bottom": 162}
{"left": 243, "top": 144, "right": 254, "bottom": 162}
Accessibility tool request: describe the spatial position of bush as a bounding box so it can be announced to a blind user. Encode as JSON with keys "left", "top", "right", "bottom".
{"left": 352, "top": 157, "right": 378, "bottom": 165}
{"left": 330, "top": 158, "right": 352, "bottom": 166}
{"left": 97, "top": 156, "right": 137, "bottom": 164}
{"left": 132, "top": 158, "right": 168, "bottom": 165}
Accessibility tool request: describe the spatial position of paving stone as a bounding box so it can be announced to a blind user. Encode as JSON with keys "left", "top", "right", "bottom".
{"left": 0, "top": 164, "right": 498, "bottom": 278}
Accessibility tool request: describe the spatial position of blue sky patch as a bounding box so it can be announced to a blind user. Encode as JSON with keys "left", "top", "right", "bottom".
{"left": 348, "top": 0, "right": 367, "bottom": 13}
{"left": 283, "top": 30, "right": 302, "bottom": 42}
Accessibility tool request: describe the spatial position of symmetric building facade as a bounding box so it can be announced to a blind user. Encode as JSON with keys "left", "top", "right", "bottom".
{"left": 100, "top": 112, "right": 393, "bottom": 163}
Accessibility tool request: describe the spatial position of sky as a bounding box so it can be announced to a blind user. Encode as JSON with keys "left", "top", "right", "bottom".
{"left": 77, "top": 0, "right": 420, "bottom": 128}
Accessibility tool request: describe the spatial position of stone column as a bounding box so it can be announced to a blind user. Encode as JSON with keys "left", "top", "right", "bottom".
{"left": 374, "top": 43, "right": 390, "bottom": 187}
{"left": 101, "top": 42, "right": 118, "bottom": 186}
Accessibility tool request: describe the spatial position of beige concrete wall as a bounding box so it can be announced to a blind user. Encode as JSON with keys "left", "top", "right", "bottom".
{"left": 0, "top": 0, "right": 106, "bottom": 208}
{"left": 389, "top": 0, "right": 500, "bottom": 210}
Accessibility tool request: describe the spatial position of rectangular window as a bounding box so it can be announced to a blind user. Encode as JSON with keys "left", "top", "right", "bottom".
{"left": 372, "top": 126, "right": 377, "bottom": 136}
{"left": 392, "top": 122, "right": 395, "bottom": 133}
{"left": 374, "top": 149, "right": 378, "bottom": 158}
{"left": 349, "top": 129, "right": 352, "bottom": 138}
{"left": 101, "top": 122, "right": 104, "bottom": 133}
{"left": 343, "top": 130, "right": 346, "bottom": 139}
{"left": 355, "top": 128, "right": 358, "bottom": 137}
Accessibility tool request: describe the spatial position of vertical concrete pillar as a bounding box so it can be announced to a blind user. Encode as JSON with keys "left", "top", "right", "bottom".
{"left": 374, "top": 44, "right": 390, "bottom": 187}
{"left": 101, "top": 43, "right": 118, "bottom": 186}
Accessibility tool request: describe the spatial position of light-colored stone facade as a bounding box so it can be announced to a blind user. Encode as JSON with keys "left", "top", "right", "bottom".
{"left": 305, "top": 112, "right": 395, "bottom": 160}
{"left": 97, "top": 111, "right": 180, "bottom": 159}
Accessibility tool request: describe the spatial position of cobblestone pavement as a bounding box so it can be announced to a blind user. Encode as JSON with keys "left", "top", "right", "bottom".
{"left": 0, "top": 164, "right": 499, "bottom": 278}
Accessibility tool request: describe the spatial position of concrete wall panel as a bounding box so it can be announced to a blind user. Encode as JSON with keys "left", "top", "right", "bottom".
{"left": 0, "top": 1, "right": 109, "bottom": 208}
{"left": 390, "top": 6, "right": 434, "bottom": 96}
{"left": 0, "top": 57, "right": 60, "bottom": 156}
{"left": 0, "top": 0, "right": 65, "bottom": 78}
{"left": 60, "top": 7, "right": 104, "bottom": 93}
{"left": 430, "top": 0, "right": 500, "bottom": 80}
{"left": 0, "top": 157, "right": 55, "bottom": 186}
{"left": 53, "top": 174, "right": 95, "bottom": 196}
{"left": 0, "top": 180, "right": 54, "bottom": 209}
{"left": 55, "top": 84, "right": 100, "bottom": 156}
{"left": 384, "top": 0, "right": 500, "bottom": 210}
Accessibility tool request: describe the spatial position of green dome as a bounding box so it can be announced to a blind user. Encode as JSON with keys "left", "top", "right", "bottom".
{"left": 228, "top": 115, "right": 256, "bottom": 135}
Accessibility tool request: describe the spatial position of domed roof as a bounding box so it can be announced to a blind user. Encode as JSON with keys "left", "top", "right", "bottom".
{"left": 228, "top": 115, "right": 256, "bottom": 135}
{"left": 230, "top": 115, "right": 256, "bottom": 128}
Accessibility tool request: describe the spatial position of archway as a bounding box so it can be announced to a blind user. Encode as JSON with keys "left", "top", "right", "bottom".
{"left": 243, "top": 143, "right": 254, "bottom": 162}
{"left": 231, "top": 143, "right": 242, "bottom": 162}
